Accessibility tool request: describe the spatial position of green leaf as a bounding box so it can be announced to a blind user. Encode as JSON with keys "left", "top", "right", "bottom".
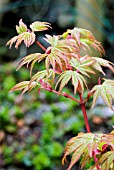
{"left": 16, "top": 19, "right": 27, "bottom": 34}
{"left": 56, "top": 70, "right": 87, "bottom": 94}
{"left": 17, "top": 53, "right": 47, "bottom": 76}
{"left": 10, "top": 81, "right": 37, "bottom": 95}
{"left": 29, "top": 69, "right": 54, "bottom": 88}
{"left": 70, "top": 57, "right": 95, "bottom": 77}
{"left": 91, "top": 79, "right": 114, "bottom": 110}
{"left": 30, "top": 21, "right": 51, "bottom": 32}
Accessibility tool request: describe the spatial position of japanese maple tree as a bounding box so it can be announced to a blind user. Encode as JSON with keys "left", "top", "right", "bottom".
{"left": 7, "top": 19, "right": 114, "bottom": 170}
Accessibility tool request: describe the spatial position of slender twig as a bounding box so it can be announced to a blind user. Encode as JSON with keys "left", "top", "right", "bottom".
{"left": 41, "top": 83, "right": 80, "bottom": 103}
{"left": 35, "top": 39, "right": 46, "bottom": 52}
{"left": 84, "top": 91, "right": 95, "bottom": 103}
{"left": 50, "top": 89, "right": 80, "bottom": 103}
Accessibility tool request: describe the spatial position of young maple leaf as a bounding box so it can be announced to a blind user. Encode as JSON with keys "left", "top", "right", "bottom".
{"left": 9, "top": 81, "right": 37, "bottom": 96}
{"left": 30, "top": 21, "right": 51, "bottom": 32}
{"left": 92, "top": 57, "right": 114, "bottom": 74}
{"left": 90, "top": 79, "right": 114, "bottom": 111}
{"left": 55, "top": 70, "right": 87, "bottom": 94}
{"left": 29, "top": 69, "right": 54, "bottom": 87}
{"left": 61, "top": 27, "right": 105, "bottom": 56}
{"left": 16, "top": 19, "right": 27, "bottom": 34}
{"left": 16, "top": 53, "right": 47, "bottom": 77}
{"left": 62, "top": 133, "right": 102, "bottom": 170}
{"left": 70, "top": 57, "right": 95, "bottom": 77}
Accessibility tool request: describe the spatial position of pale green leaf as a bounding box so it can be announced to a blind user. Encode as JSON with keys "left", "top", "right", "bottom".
{"left": 10, "top": 81, "right": 37, "bottom": 95}
{"left": 91, "top": 79, "right": 114, "bottom": 110}
{"left": 30, "top": 21, "right": 51, "bottom": 32}
{"left": 17, "top": 53, "right": 47, "bottom": 76}
{"left": 92, "top": 57, "right": 114, "bottom": 73}
{"left": 16, "top": 19, "right": 27, "bottom": 34}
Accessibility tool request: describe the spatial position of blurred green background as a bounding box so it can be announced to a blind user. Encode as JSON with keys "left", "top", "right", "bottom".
{"left": 0, "top": 0, "right": 114, "bottom": 170}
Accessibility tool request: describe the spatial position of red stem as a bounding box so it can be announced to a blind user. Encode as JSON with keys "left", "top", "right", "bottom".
{"left": 35, "top": 39, "right": 46, "bottom": 52}
{"left": 48, "top": 89, "right": 80, "bottom": 103}
{"left": 78, "top": 92, "right": 90, "bottom": 132}
{"left": 93, "top": 154, "right": 101, "bottom": 170}
{"left": 79, "top": 92, "right": 101, "bottom": 170}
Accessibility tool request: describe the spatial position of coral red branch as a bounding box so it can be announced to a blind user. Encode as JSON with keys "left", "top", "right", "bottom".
{"left": 79, "top": 92, "right": 90, "bottom": 133}
{"left": 52, "top": 90, "right": 80, "bottom": 103}
{"left": 93, "top": 153, "right": 101, "bottom": 170}
{"left": 79, "top": 92, "right": 101, "bottom": 170}
{"left": 35, "top": 39, "right": 46, "bottom": 52}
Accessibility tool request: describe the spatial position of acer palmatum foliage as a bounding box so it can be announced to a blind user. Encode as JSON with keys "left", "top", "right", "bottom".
{"left": 7, "top": 19, "right": 114, "bottom": 170}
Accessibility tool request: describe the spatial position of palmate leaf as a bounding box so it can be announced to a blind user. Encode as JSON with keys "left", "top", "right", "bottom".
{"left": 16, "top": 53, "right": 47, "bottom": 76}
{"left": 6, "top": 32, "right": 36, "bottom": 49}
{"left": 92, "top": 57, "right": 114, "bottom": 73}
{"left": 70, "top": 57, "right": 95, "bottom": 77}
{"left": 29, "top": 69, "right": 54, "bottom": 86}
{"left": 44, "top": 34, "right": 59, "bottom": 47}
{"left": 45, "top": 52, "right": 63, "bottom": 71}
{"left": 61, "top": 27, "right": 105, "bottom": 55}
{"left": 56, "top": 70, "right": 87, "bottom": 94}
{"left": 91, "top": 79, "right": 114, "bottom": 110}
{"left": 30, "top": 21, "right": 51, "bottom": 32}
{"left": 9, "top": 81, "right": 38, "bottom": 95}
{"left": 45, "top": 34, "right": 80, "bottom": 54}
{"left": 62, "top": 133, "right": 102, "bottom": 170}
{"left": 16, "top": 19, "right": 27, "bottom": 34}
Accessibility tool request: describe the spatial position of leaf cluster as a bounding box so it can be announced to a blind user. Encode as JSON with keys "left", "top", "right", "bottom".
{"left": 7, "top": 20, "right": 114, "bottom": 111}
{"left": 62, "top": 131, "right": 114, "bottom": 170}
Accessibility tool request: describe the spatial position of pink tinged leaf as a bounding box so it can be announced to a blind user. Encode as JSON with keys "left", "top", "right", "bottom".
{"left": 6, "top": 36, "right": 18, "bottom": 49}
{"left": 15, "top": 32, "right": 36, "bottom": 49}
{"left": 16, "top": 53, "right": 42, "bottom": 71}
{"left": 92, "top": 40, "right": 105, "bottom": 56}
{"left": 9, "top": 81, "right": 30, "bottom": 92}
{"left": 73, "top": 30, "right": 81, "bottom": 46}
{"left": 92, "top": 57, "right": 114, "bottom": 73}
{"left": 92, "top": 62, "right": 105, "bottom": 75}
{"left": 88, "top": 142, "right": 99, "bottom": 157}
{"left": 23, "top": 32, "right": 36, "bottom": 47}
{"left": 81, "top": 42, "right": 92, "bottom": 53}
{"left": 39, "top": 79, "right": 47, "bottom": 88}
{"left": 96, "top": 151, "right": 114, "bottom": 170}
{"left": 16, "top": 19, "right": 27, "bottom": 34}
